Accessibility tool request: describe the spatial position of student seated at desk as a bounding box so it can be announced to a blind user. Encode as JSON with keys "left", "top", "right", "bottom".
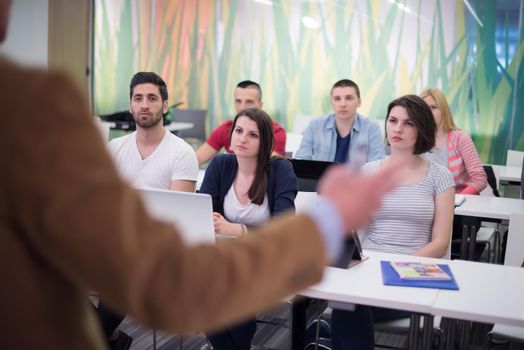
{"left": 102, "top": 72, "right": 199, "bottom": 349}
{"left": 195, "top": 80, "right": 286, "bottom": 166}
{"left": 294, "top": 79, "right": 385, "bottom": 163}
{"left": 420, "top": 88, "right": 487, "bottom": 260}
{"left": 420, "top": 87, "right": 487, "bottom": 194}
{"left": 330, "top": 95, "right": 455, "bottom": 350}
{"left": 199, "top": 108, "right": 298, "bottom": 349}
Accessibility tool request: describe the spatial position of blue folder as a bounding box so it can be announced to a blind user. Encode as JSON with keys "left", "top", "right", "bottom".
{"left": 380, "top": 261, "right": 459, "bottom": 290}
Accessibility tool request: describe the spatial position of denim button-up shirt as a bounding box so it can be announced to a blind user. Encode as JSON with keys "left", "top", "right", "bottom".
{"left": 294, "top": 113, "right": 385, "bottom": 163}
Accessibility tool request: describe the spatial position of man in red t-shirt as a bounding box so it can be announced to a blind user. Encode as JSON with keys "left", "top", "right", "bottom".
{"left": 196, "top": 80, "right": 286, "bottom": 165}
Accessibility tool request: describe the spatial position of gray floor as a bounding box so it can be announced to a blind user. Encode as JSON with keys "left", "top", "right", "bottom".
{"left": 119, "top": 315, "right": 524, "bottom": 350}
{"left": 95, "top": 291, "right": 520, "bottom": 350}
{"left": 118, "top": 305, "right": 412, "bottom": 350}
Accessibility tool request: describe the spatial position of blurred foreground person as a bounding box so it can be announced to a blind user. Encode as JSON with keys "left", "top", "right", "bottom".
{"left": 0, "top": 1, "right": 403, "bottom": 349}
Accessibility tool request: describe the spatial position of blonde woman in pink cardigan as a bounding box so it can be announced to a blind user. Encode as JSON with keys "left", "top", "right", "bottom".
{"left": 420, "top": 88, "right": 487, "bottom": 194}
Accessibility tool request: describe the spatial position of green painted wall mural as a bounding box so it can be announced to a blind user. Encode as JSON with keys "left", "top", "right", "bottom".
{"left": 93, "top": 0, "right": 524, "bottom": 164}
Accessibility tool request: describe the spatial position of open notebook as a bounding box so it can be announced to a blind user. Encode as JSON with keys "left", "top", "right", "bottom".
{"left": 138, "top": 188, "right": 215, "bottom": 246}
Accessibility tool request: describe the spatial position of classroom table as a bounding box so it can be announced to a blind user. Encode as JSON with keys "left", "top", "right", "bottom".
{"left": 486, "top": 164, "right": 521, "bottom": 185}
{"left": 300, "top": 251, "right": 445, "bottom": 350}
{"left": 498, "top": 165, "right": 522, "bottom": 184}
{"left": 165, "top": 121, "right": 194, "bottom": 132}
{"left": 301, "top": 251, "right": 442, "bottom": 314}
{"left": 432, "top": 260, "right": 524, "bottom": 327}
{"left": 488, "top": 164, "right": 521, "bottom": 198}
{"left": 431, "top": 259, "right": 524, "bottom": 349}
{"left": 299, "top": 251, "right": 524, "bottom": 350}
{"left": 106, "top": 121, "right": 194, "bottom": 132}
{"left": 454, "top": 194, "right": 524, "bottom": 260}
{"left": 454, "top": 194, "right": 524, "bottom": 221}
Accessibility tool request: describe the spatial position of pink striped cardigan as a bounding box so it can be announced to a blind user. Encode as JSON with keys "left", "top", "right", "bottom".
{"left": 448, "top": 130, "right": 488, "bottom": 194}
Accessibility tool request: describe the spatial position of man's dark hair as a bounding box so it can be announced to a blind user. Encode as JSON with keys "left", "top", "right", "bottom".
{"left": 129, "top": 72, "right": 168, "bottom": 101}
{"left": 385, "top": 94, "right": 436, "bottom": 155}
{"left": 236, "top": 80, "right": 262, "bottom": 100}
{"left": 331, "top": 79, "right": 361, "bottom": 99}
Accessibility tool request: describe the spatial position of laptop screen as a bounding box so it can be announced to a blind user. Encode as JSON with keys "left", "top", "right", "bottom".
{"left": 289, "top": 158, "right": 335, "bottom": 180}
{"left": 289, "top": 158, "right": 335, "bottom": 191}
{"left": 138, "top": 188, "right": 215, "bottom": 246}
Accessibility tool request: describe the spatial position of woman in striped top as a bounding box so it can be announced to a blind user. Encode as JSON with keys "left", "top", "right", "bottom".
{"left": 420, "top": 88, "right": 487, "bottom": 194}
{"left": 330, "top": 95, "right": 455, "bottom": 350}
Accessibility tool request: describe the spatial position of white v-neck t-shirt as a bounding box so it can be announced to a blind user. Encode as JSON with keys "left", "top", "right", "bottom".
{"left": 108, "top": 130, "right": 198, "bottom": 189}
{"left": 223, "top": 184, "right": 270, "bottom": 226}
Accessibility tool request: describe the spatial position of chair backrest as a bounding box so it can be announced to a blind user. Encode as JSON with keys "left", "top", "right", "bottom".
{"left": 481, "top": 165, "right": 501, "bottom": 197}
{"left": 504, "top": 213, "right": 524, "bottom": 267}
{"left": 292, "top": 115, "right": 315, "bottom": 134}
{"left": 506, "top": 150, "right": 524, "bottom": 167}
{"left": 100, "top": 110, "right": 135, "bottom": 130}
{"left": 294, "top": 191, "right": 319, "bottom": 213}
{"left": 171, "top": 108, "right": 207, "bottom": 141}
{"left": 285, "top": 132, "right": 303, "bottom": 158}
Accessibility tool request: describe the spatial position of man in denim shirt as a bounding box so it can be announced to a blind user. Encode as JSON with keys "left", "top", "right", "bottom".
{"left": 295, "top": 79, "right": 385, "bottom": 164}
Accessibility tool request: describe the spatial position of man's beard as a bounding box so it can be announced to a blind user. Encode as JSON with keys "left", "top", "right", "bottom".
{"left": 133, "top": 111, "right": 163, "bottom": 129}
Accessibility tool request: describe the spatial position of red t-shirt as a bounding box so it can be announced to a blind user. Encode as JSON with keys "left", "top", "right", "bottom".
{"left": 205, "top": 119, "right": 286, "bottom": 155}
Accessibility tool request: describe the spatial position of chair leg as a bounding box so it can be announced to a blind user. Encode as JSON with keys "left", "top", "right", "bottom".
{"left": 312, "top": 314, "right": 324, "bottom": 350}
{"left": 153, "top": 329, "right": 157, "bottom": 350}
{"left": 434, "top": 328, "right": 444, "bottom": 350}
{"left": 486, "top": 331, "right": 493, "bottom": 350}
{"left": 314, "top": 316, "right": 321, "bottom": 349}
{"left": 494, "top": 231, "right": 501, "bottom": 264}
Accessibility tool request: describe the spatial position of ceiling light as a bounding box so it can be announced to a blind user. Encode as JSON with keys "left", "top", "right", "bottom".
{"left": 252, "top": 0, "right": 273, "bottom": 6}
{"left": 302, "top": 16, "right": 321, "bottom": 29}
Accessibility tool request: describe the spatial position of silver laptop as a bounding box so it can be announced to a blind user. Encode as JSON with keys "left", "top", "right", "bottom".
{"left": 138, "top": 188, "right": 215, "bottom": 246}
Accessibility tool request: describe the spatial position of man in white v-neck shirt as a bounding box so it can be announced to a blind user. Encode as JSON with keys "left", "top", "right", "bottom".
{"left": 108, "top": 72, "right": 198, "bottom": 192}
{"left": 104, "top": 72, "right": 198, "bottom": 348}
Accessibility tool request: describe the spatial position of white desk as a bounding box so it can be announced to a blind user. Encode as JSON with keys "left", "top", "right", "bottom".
{"left": 166, "top": 121, "right": 194, "bottom": 132}
{"left": 105, "top": 121, "right": 194, "bottom": 132}
{"left": 432, "top": 260, "right": 524, "bottom": 327}
{"left": 499, "top": 165, "right": 522, "bottom": 184}
{"left": 454, "top": 194, "right": 524, "bottom": 221}
{"left": 300, "top": 251, "right": 524, "bottom": 349}
{"left": 300, "top": 251, "right": 442, "bottom": 349}
{"left": 301, "top": 251, "right": 441, "bottom": 314}
{"left": 454, "top": 195, "right": 524, "bottom": 260}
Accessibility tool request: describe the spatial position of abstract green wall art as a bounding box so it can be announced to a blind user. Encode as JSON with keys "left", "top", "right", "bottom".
{"left": 93, "top": 0, "right": 524, "bottom": 164}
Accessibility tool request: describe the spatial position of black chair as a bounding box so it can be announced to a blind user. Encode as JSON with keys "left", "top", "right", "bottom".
{"left": 99, "top": 110, "right": 135, "bottom": 130}
{"left": 170, "top": 108, "right": 207, "bottom": 141}
{"left": 483, "top": 165, "right": 501, "bottom": 197}
{"left": 474, "top": 166, "right": 501, "bottom": 262}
